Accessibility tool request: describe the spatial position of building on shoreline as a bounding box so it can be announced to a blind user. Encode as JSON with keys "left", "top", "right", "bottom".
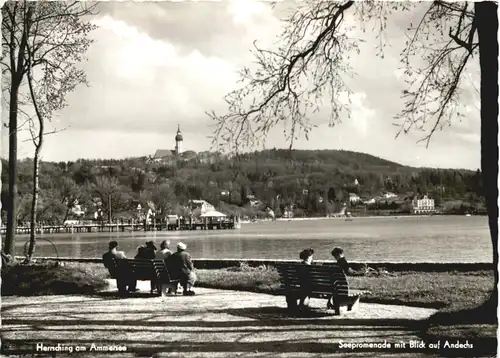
{"left": 411, "top": 195, "right": 436, "bottom": 214}
{"left": 188, "top": 200, "right": 215, "bottom": 216}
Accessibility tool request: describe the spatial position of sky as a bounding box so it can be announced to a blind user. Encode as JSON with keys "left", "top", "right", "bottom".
{"left": 1, "top": 0, "right": 481, "bottom": 169}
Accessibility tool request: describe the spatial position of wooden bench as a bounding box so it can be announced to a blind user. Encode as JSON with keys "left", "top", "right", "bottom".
{"left": 106, "top": 258, "right": 179, "bottom": 297}
{"left": 276, "top": 263, "right": 364, "bottom": 314}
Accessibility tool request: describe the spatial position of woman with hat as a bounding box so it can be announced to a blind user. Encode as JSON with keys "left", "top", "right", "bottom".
{"left": 169, "top": 242, "right": 197, "bottom": 296}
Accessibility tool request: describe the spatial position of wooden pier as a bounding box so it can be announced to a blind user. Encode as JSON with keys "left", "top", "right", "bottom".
{"left": 0, "top": 220, "right": 237, "bottom": 235}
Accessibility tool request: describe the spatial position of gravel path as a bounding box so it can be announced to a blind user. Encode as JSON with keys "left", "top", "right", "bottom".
{"left": 1, "top": 280, "right": 441, "bottom": 357}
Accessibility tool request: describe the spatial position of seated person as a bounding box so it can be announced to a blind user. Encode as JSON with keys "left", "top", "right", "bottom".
{"left": 102, "top": 241, "right": 137, "bottom": 295}
{"left": 168, "top": 242, "right": 196, "bottom": 296}
{"left": 328, "top": 247, "right": 362, "bottom": 314}
{"left": 144, "top": 241, "right": 157, "bottom": 259}
{"left": 155, "top": 240, "right": 172, "bottom": 260}
{"left": 135, "top": 241, "right": 156, "bottom": 259}
{"left": 300, "top": 248, "right": 314, "bottom": 266}
{"left": 286, "top": 248, "right": 315, "bottom": 311}
{"left": 134, "top": 242, "right": 158, "bottom": 294}
{"left": 155, "top": 240, "right": 176, "bottom": 293}
{"left": 297, "top": 248, "right": 314, "bottom": 308}
{"left": 331, "top": 247, "right": 366, "bottom": 276}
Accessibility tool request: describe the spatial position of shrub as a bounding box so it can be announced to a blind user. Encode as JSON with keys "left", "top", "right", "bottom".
{"left": 197, "top": 264, "right": 281, "bottom": 293}
{"left": 1, "top": 261, "right": 109, "bottom": 296}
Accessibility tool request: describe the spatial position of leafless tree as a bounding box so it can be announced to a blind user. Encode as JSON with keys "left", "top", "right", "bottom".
{"left": 209, "top": 1, "right": 497, "bottom": 306}
{"left": 1, "top": 0, "right": 98, "bottom": 256}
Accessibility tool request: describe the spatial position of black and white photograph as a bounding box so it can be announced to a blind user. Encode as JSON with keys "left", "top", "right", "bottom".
{"left": 0, "top": 0, "right": 497, "bottom": 357}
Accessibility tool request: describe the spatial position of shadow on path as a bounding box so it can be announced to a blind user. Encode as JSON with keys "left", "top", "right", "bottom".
{"left": 2, "top": 294, "right": 494, "bottom": 357}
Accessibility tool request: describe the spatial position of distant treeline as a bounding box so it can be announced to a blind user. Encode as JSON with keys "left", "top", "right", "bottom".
{"left": 1, "top": 149, "right": 485, "bottom": 224}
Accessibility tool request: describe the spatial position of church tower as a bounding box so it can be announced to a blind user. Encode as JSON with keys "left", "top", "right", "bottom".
{"left": 175, "top": 124, "right": 183, "bottom": 155}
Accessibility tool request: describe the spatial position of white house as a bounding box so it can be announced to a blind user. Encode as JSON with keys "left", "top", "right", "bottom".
{"left": 383, "top": 192, "right": 398, "bottom": 199}
{"left": 283, "top": 205, "right": 294, "bottom": 219}
{"left": 411, "top": 195, "right": 436, "bottom": 214}
{"left": 348, "top": 193, "right": 361, "bottom": 203}
{"left": 70, "top": 200, "right": 85, "bottom": 217}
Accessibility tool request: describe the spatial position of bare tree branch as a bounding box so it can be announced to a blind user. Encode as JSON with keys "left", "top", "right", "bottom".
{"left": 396, "top": 1, "right": 478, "bottom": 147}
{"left": 21, "top": 127, "right": 66, "bottom": 143}
{"left": 208, "top": 1, "right": 415, "bottom": 154}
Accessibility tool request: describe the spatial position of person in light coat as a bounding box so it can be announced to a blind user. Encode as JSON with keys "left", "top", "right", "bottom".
{"left": 168, "top": 242, "right": 197, "bottom": 296}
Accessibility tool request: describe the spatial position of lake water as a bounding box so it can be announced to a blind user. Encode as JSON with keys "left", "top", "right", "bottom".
{"left": 13, "top": 216, "right": 492, "bottom": 263}
{"left": 12, "top": 216, "right": 493, "bottom": 262}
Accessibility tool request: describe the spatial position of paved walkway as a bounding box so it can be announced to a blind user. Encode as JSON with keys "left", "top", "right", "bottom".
{"left": 1, "top": 280, "right": 441, "bottom": 357}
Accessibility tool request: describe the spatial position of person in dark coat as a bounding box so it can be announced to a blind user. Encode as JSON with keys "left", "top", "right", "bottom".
{"left": 329, "top": 247, "right": 364, "bottom": 314}
{"left": 331, "top": 247, "right": 366, "bottom": 276}
{"left": 297, "top": 248, "right": 314, "bottom": 308}
{"left": 135, "top": 241, "right": 156, "bottom": 259}
{"left": 133, "top": 241, "right": 157, "bottom": 293}
{"left": 102, "top": 241, "right": 137, "bottom": 295}
{"left": 144, "top": 241, "right": 157, "bottom": 258}
{"left": 169, "top": 242, "right": 196, "bottom": 295}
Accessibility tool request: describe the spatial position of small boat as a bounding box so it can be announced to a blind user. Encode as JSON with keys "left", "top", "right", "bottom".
{"left": 465, "top": 213, "right": 472, "bottom": 217}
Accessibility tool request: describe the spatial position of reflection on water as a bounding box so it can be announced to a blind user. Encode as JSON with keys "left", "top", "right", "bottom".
{"left": 15, "top": 216, "right": 492, "bottom": 263}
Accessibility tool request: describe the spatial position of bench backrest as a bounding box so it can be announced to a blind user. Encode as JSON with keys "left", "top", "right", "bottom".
{"left": 107, "top": 259, "right": 176, "bottom": 282}
{"left": 117, "top": 259, "right": 156, "bottom": 280}
{"left": 152, "top": 260, "right": 177, "bottom": 282}
{"left": 277, "top": 263, "right": 349, "bottom": 297}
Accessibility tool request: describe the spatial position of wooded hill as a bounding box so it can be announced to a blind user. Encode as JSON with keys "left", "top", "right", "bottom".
{"left": 1, "top": 149, "right": 484, "bottom": 223}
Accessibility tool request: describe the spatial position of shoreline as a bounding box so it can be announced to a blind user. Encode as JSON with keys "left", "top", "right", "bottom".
{"left": 241, "top": 213, "right": 482, "bottom": 224}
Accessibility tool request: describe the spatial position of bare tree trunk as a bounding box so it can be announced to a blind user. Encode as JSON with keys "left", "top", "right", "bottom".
{"left": 5, "top": 79, "right": 21, "bottom": 255}
{"left": 26, "top": 147, "right": 42, "bottom": 261}
{"left": 108, "top": 195, "right": 112, "bottom": 223}
{"left": 4, "top": 4, "right": 32, "bottom": 256}
{"left": 476, "top": 1, "right": 498, "bottom": 306}
{"left": 25, "top": 37, "right": 44, "bottom": 262}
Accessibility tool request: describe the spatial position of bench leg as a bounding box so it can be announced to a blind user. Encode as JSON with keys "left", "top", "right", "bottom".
{"left": 160, "top": 284, "right": 169, "bottom": 297}
{"left": 347, "top": 295, "right": 360, "bottom": 311}
{"left": 116, "top": 279, "right": 128, "bottom": 296}
{"left": 160, "top": 283, "right": 178, "bottom": 297}
{"left": 286, "top": 294, "right": 298, "bottom": 310}
{"left": 327, "top": 296, "right": 341, "bottom": 315}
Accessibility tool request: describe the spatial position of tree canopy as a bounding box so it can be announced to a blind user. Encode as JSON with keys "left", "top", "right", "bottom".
{"left": 1, "top": 151, "right": 485, "bottom": 225}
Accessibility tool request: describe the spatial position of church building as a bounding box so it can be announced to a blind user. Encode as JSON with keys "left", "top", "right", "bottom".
{"left": 150, "top": 125, "right": 196, "bottom": 163}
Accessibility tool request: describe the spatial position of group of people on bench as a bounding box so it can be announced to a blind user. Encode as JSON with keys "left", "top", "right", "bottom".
{"left": 295, "top": 246, "right": 365, "bottom": 311}
{"left": 102, "top": 240, "right": 197, "bottom": 296}
{"left": 300, "top": 247, "right": 366, "bottom": 276}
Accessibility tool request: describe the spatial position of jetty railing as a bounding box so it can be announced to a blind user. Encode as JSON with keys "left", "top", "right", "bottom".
{"left": 0, "top": 220, "right": 238, "bottom": 235}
